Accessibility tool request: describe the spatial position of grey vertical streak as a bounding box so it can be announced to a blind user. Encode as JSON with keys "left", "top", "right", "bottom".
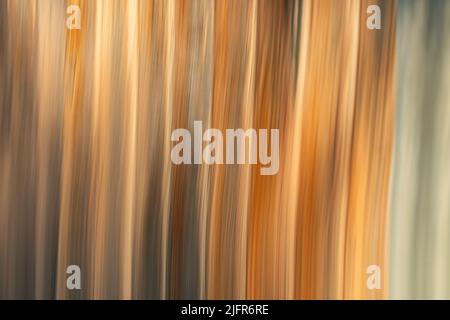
{"left": 34, "top": 0, "right": 66, "bottom": 299}
{"left": 0, "top": 0, "right": 38, "bottom": 299}
{"left": 132, "top": 0, "right": 166, "bottom": 299}
{"left": 164, "top": 0, "right": 214, "bottom": 299}
{"left": 391, "top": 0, "right": 450, "bottom": 299}
{"left": 185, "top": 0, "right": 214, "bottom": 299}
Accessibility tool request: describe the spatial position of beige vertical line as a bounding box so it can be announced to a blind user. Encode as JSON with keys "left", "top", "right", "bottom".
{"left": 236, "top": 0, "right": 256, "bottom": 299}
{"left": 289, "top": 0, "right": 312, "bottom": 299}
{"left": 197, "top": 0, "right": 215, "bottom": 299}
{"left": 34, "top": 0, "right": 49, "bottom": 298}
{"left": 160, "top": 0, "right": 175, "bottom": 299}
{"left": 335, "top": 0, "right": 360, "bottom": 299}
{"left": 121, "top": 0, "right": 139, "bottom": 299}
{"left": 57, "top": 0, "right": 89, "bottom": 299}
{"left": 288, "top": 0, "right": 311, "bottom": 299}
{"left": 91, "top": 0, "right": 107, "bottom": 299}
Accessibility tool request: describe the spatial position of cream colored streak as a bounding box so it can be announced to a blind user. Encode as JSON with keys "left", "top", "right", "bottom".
{"left": 286, "top": 0, "right": 312, "bottom": 299}
{"left": 160, "top": 0, "right": 175, "bottom": 299}
{"left": 235, "top": 0, "right": 256, "bottom": 299}
{"left": 121, "top": 0, "right": 139, "bottom": 299}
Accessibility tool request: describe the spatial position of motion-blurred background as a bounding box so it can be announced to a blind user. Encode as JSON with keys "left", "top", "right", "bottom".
{"left": 0, "top": 0, "right": 449, "bottom": 299}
